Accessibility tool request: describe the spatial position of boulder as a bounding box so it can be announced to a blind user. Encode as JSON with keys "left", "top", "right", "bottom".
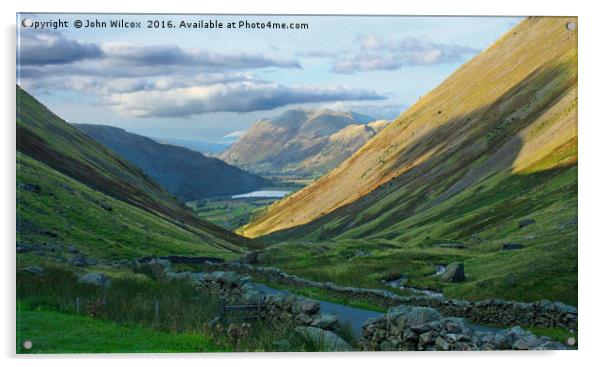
{"left": 292, "top": 298, "right": 320, "bottom": 315}
{"left": 292, "top": 326, "right": 352, "bottom": 351}
{"left": 501, "top": 243, "right": 525, "bottom": 250}
{"left": 22, "top": 266, "right": 44, "bottom": 275}
{"left": 518, "top": 219, "right": 536, "bottom": 228}
{"left": 310, "top": 314, "right": 339, "bottom": 330}
{"left": 441, "top": 262, "right": 465, "bottom": 282}
{"left": 242, "top": 290, "right": 264, "bottom": 304}
{"left": 70, "top": 254, "right": 96, "bottom": 267}
{"left": 68, "top": 245, "right": 79, "bottom": 254}
{"left": 78, "top": 272, "right": 111, "bottom": 288}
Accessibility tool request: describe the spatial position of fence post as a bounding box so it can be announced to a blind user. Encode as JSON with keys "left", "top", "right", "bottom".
{"left": 75, "top": 297, "right": 80, "bottom": 314}
{"left": 154, "top": 299, "right": 160, "bottom": 320}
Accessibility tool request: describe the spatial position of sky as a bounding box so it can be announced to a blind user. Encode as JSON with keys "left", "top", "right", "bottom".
{"left": 17, "top": 14, "right": 522, "bottom": 142}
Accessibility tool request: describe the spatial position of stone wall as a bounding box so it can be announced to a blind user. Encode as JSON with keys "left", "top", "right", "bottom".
{"left": 360, "top": 306, "right": 568, "bottom": 351}
{"left": 191, "top": 261, "right": 578, "bottom": 331}
{"left": 190, "top": 270, "right": 341, "bottom": 332}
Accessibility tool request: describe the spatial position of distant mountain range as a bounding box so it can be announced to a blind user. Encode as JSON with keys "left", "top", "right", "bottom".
{"left": 74, "top": 124, "right": 271, "bottom": 201}
{"left": 220, "top": 109, "right": 389, "bottom": 176}
{"left": 154, "top": 137, "right": 231, "bottom": 155}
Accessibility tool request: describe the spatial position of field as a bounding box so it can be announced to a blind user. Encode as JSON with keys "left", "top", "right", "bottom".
{"left": 188, "top": 197, "right": 280, "bottom": 231}
{"left": 16, "top": 263, "right": 351, "bottom": 353}
{"left": 17, "top": 306, "right": 218, "bottom": 353}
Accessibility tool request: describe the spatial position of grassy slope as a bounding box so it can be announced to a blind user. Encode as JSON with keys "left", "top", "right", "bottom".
{"left": 74, "top": 124, "right": 271, "bottom": 201}
{"left": 245, "top": 17, "right": 578, "bottom": 304}
{"left": 16, "top": 86, "right": 254, "bottom": 253}
{"left": 17, "top": 152, "right": 238, "bottom": 260}
{"left": 17, "top": 306, "right": 217, "bottom": 353}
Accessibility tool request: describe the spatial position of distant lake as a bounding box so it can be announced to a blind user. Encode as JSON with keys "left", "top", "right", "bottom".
{"left": 231, "top": 190, "right": 290, "bottom": 199}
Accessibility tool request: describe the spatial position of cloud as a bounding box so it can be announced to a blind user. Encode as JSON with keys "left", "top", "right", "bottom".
{"left": 322, "top": 100, "right": 409, "bottom": 120}
{"left": 330, "top": 35, "right": 479, "bottom": 74}
{"left": 18, "top": 30, "right": 102, "bottom": 65}
{"left": 18, "top": 31, "right": 301, "bottom": 70}
{"left": 18, "top": 31, "right": 387, "bottom": 118}
{"left": 105, "top": 81, "right": 385, "bottom": 118}
{"left": 101, "top": 43, "right": 301, "bottom": 69}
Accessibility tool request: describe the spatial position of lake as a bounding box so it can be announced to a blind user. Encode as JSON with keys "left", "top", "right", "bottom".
{"left": 231, "top": 190, "right": 289, "bottom": 198}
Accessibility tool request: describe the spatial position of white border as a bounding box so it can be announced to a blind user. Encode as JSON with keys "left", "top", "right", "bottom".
{"left": 2, "top": 1, "right": 601, "bottom": 366}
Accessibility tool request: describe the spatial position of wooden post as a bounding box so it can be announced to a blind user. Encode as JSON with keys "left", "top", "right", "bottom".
{"left": 154, "top": 299, "right": 160, "bottom": 320}
{"left": 75, "top": 297, "right": 80, "bottom": 314}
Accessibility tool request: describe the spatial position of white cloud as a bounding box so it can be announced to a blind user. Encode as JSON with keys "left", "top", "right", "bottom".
{"left": 105, "top": 81, "right": 385, "bottom": 118}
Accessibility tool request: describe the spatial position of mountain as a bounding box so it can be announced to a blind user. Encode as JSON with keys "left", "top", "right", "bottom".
{"left": 241, "top": 17, "right": 577, "bottom": 303}
{"left": 220, "top": 109, "right": 388, "bottom": 176}
{"left": 16, "top": 86, "right": 258, "bottom": 260}
{"left": 74, "top": 124, "right": 271, "bottom": 201}
{"left": 154, "top": 137, "right": 230, "bottom": 155}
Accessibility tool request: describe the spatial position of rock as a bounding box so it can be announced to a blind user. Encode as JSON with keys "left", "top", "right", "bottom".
{"left": 19, "top": 183, "right": 42, "bottom": 193}
{"left": 440, "top": 262, "right": 465, "bottom": 282}
{"left": 68, "top": 245, "right": 79, "bottom": 254}
{"left": 534, "top": 341, "right": 569, "bottom": 350}
{"left": 22, "top": 266, "right": 44, "bottom": 275}
{"left": 240, "top": 251, "right": 261, "bottom": 264}
{"left": 502, "top": 243, "right": 525, "bottom": 250}
{"left": 435, "top": 336, "right": 450, "bottom": 350}
{"left": 492, "top": 326, "right": 529, "bottom": 349}
{"left": 78, "top": 272, "right": 111, "bottom": 288}
{"left": 292, "top": 298, "right": 320, "bottom": 315}
{"left": 379, "top": 341, "right": 394, "bottom": 351}
{"left": 153, "top": 258, "right": 171, "bottom": 269}
{"left": 292, "top": 326, "right": 352, "bottom": 351}
{"left": 100, "top": 203, "right": 113, "bottom": 211}
{"left": 512, "top": 333, "right": 541, "bottom": 350}
{"left": 243, "top": 290, "right": 264, "bottom": 304}
{"left": 311, "top": 314, "right": 339, "bottom": 330}
{"left": 70, "top": 254, "right": 90, "bottom": 267}
{"left": 295, "top": 312, "right": 314, "bottom": 325}
{"left": 518, "top": 219, "right": 536, "bottom": 228}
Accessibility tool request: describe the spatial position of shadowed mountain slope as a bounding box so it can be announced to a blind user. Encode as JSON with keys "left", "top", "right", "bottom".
{"left": 74, "top": 124, "right": 271, "bottom": 201}
{"left": 16, "top": 86, "right": 256, "bottom": 255}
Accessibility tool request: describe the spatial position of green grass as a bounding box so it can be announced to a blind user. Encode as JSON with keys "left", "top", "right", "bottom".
{"left": 258, "top": 165, "right": 577, "bottom": 305}
{"left": 17, "top": 152, "right": 238, "bottom": 261}
{"left": 188, "top": 197, "right": 279, "bottom": 230}
{"left": 525, "top": 326, "right": 577, "bottom": 347}
{"left": 17, "top": 305, "right": 218, "bottom": 353}
{"left": 16, "top": 264, "right": 335, "bottom": 353}
{"left": 17, "top": 85, "right": 251, "bottom": 256}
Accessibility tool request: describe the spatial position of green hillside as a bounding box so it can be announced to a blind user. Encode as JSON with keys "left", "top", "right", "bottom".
{"left": 243, "top": 17, "right": 578, "bottom": 304}
{"left": 17, "top": 152, "right": 238, "bottom": 260}
{"left": 74, "top": 124, "right": 271, "bottom": 201}
{"left": 16, "top": 86, "right": 258, "bottom": 259}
